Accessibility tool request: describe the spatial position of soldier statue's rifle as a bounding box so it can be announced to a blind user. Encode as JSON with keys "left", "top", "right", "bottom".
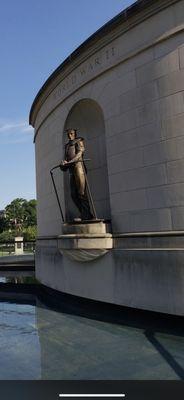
{"left": 50, "top": 165, "right": 65, "bottom": 223}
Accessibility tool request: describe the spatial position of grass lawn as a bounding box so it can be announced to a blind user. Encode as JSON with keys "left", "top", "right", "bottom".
{"left": 0, "top": 251, "right": 14, "bottom": 257}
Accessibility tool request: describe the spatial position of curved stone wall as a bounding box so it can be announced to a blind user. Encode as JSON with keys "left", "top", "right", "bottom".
{"left": 30, "top": 0, "right": 184, "bottom": 315}
{"left": 32, "top": 0, "right": 184, "bottom": 236}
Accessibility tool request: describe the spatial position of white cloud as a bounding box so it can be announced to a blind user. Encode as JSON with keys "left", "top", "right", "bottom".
{"left": 0, "top": 119, "right": 34, "bottom": 144}
{"left": 0, "top": 120, "right": 34, "bottom": 134}
{"left": 22, "top": 125, "right": 34, "bottom": 133}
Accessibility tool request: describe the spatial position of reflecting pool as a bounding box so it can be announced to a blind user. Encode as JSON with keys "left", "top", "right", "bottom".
{"left": 0, "top": 285, "right": 183, "bottom": 380}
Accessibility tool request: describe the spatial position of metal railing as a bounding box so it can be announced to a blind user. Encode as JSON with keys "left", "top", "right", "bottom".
{"left": 0, "top": 241, "right": 35, "bottom": 257}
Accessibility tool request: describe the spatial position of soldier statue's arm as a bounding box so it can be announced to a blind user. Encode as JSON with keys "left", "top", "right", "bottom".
{"left": 60, "top": 143, "right": 70, "bottom": 170}
{"left": 60, "top": 145, "right": 67, "bottom": 170}
{"left": 65, "top": 138, "right": 85, "bottom": 165}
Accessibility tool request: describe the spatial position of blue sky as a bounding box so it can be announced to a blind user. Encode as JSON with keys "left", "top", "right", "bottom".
{"left": 0, "top": 0, "right": 135, "bottom": 209}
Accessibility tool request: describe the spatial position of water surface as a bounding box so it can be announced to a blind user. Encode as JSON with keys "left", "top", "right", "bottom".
{"left": 0, "top": 289, "right": 183, "bottom": 380}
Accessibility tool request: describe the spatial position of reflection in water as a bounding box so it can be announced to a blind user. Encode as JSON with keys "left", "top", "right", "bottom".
{"left": 0, "top": 300, "right": 41, "bottom": 379}
{"left": 0, "top": 292, "right": 183, "bottom": 380}
{"left": 36, "top": 301, "right": 184, "bottom": 380}
{"left": 0, "top": 277, "right": 37, "bottom": 284}
{"left": 144, "top": 330, "right": 184, "bottom": 380}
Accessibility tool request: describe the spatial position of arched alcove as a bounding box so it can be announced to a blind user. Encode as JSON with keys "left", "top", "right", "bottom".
{"left": 63, "top": 99, "right": 111, "bottom": 221}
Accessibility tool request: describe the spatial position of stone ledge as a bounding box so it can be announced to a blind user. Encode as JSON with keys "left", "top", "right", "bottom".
{"left": 58, "top": 233, "right": 112, "bottom": 238}
{"left": 113, "top": 230, "right": 184, "bottom": 237}
{"left": 58, "top": 235, "right": 113, "bottom": 250}
{"left": 37, "top": 230, "right": 184, "bottom": 250}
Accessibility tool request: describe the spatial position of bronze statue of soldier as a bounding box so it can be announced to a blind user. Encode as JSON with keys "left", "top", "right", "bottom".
{"left": 60, "top": 129, "right": 94, "bottom": 221}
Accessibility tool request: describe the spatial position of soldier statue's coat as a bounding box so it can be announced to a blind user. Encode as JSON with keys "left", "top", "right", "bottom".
{"left": 61, "top": 136, "right": 93, "bottom": 221}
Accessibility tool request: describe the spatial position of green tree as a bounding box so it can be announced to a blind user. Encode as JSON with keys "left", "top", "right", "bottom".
{"left": 0, "top": 230, "right": 15, "bottom": 242}
{"left": 5, "top": 198, "right": 25, "bottom": 229}
{"left": 23, "top": 225, "right": 37, "bottom": 241}
{"left": 0, "top": 216, "right": 8, "bottom": 233}
{"left": 5, "top": 198, "right": 37, "bottom": 232}
{"left": 23, "top": 199, "right": 37, "bottom": 227}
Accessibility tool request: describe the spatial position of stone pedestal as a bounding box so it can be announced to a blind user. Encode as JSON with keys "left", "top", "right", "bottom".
{"left": 62, "top": 221, "right": 111, "bottom": 234}
{"left": 58, "top": 221, "right": 112, "bottom": 262}
{"left": 14, "top": 237, "right": 24, "bottom": 255}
